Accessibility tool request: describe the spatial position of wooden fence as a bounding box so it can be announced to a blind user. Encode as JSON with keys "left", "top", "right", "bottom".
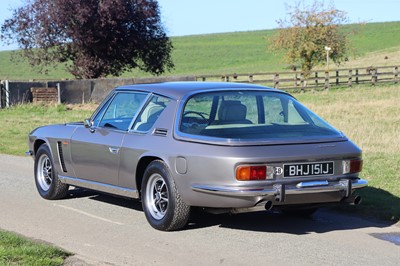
{"left": 196, "top": 65, "right": 399, "bottom": 91}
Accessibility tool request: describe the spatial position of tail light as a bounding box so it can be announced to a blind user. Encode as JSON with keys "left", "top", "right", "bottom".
{"left": 236, "top": 165, "right": 274, "bottom": 181}
{"left": 343, "top": 159, "right": 363, "bottom": 174}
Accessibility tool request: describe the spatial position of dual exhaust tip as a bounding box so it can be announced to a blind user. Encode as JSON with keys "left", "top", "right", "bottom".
{"left": 350, "top": 195, "right": 362, "bottom": 205}
{"left": 263, "top": 194, "right": 362, "bottom": 211}
{"left": 264, "top": 200, "right": 273, "bottom": 211}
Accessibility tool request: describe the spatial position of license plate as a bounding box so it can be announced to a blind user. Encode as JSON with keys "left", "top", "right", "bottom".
{"left": 284, "top": 162, "right": 334, "bottom": 177}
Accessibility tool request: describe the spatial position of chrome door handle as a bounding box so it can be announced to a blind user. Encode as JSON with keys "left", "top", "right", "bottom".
{"left": 109, "top": 147, "right": 120, "bottom": 154}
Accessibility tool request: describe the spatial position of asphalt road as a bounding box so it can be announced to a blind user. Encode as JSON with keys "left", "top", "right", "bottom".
{"left": 0, "top": 154, "right": 399, "bottom": 265}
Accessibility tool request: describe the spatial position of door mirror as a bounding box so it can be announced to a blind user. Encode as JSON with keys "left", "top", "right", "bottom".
{"left": 84, "top": 119, "right": 95, "bottom": 133}
{"left": 84, "top": 119, "right": 93, "bottom": 128}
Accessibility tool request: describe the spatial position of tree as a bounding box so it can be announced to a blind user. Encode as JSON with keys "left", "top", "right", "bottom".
{"left": 1, "top": 0, "right": 173, "bottom": 79}
{"left": 269, "top": 1, "right": 351, "bottom": 74}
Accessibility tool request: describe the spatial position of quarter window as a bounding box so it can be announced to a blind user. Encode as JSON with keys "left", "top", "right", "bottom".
{"left": 132, "top": 95, "right": 170, "bottom": 132}
{"left": 264, "top": 96, "right": 284, "bottom": 124}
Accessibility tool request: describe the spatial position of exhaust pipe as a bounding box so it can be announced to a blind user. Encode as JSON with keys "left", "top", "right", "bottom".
{"left": 265, "top": 201, "right": 273, "bottom": 211}
{"left": 353, "top": 195, "right": 362, "bottom": 205}
{"left": 344, "top": 195, "right": 362, "bottom": 205}
{"left": 230, "top": 200, "right": 274, "bottom": 214}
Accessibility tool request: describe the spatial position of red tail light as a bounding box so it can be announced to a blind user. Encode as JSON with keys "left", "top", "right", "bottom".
{"left": 236, "top": 166, "right": 267, "bottom": 181}
{"left": 350, "top": 159, "right": 363, "bottom": 174}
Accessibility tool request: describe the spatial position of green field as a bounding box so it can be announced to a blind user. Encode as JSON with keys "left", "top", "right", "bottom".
{"left": 1, "top": 21, "right": 399, "bottom": 80}
{"left": 0, "top": 104, "right": 93, "bottom": 155}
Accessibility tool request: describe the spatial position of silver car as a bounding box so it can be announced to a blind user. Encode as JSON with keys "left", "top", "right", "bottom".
{"left": 27, "top": 82, "right": 367, "bottom": 231}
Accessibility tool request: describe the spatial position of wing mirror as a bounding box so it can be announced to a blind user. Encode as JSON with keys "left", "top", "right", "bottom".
{"left": 84, "top": 119, "right": 95, "bottom": 133}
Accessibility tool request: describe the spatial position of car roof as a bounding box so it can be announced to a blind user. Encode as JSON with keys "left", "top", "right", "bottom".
{"left": 115, "top": 82, "right": 287, "bottom": 100}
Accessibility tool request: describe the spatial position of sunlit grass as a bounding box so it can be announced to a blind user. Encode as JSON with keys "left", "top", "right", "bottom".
{"left": 295, "top": 84, "right": 400, "bottom": 221}
{"left": 0, "top": 230, "right": 70, "bottom": 266}
{"left": 342, "top": 46, "right": 400, "bottom": 68}
{"left": 1, "top": 21, "right": 399, "bottom": 80}
{"left": 0, "top": 104, "right": 94, "bottom": 156}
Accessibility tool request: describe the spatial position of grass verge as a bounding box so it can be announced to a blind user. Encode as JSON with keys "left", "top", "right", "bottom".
{"left": 0, "top": 230, "right": 70, "bottom": 266}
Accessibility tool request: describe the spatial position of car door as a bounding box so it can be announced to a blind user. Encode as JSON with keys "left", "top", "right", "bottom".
{"left": 70, "top": 91, "right": 149, "bottom": 185}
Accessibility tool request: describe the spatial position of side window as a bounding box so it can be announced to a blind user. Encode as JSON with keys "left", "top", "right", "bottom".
{"left": 264, "top": 96, "right": 284, "bottom": 124}
{"left": 98, "top": 92, "right": 148, "bottom": 131}
{"left": 287, "top": 100, "right": 307, "bottom": 124}
{"left": 92, "top": 97, "right": 112, "bottom": 127}
{"left": 132, "top": 95, "right": 170, "bottom": 132}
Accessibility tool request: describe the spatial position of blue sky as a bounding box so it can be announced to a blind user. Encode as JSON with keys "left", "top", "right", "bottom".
{"left": 0, "top": 0, "right": 399, "bottom": 51}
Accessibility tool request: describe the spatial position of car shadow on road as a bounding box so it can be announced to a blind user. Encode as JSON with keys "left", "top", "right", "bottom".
{"left": 65, "top": 188, "right": 395, "bottom": 235}
{"left": 66, "top": 187, "right": 143, "bottom": 211}
{"left": 186, "top": 208, "right": 395, "bottom": 234}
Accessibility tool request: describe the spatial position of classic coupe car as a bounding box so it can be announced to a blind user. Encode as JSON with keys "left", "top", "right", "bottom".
{"left": 27, "top": 82, "right": 367, "bottom": 231}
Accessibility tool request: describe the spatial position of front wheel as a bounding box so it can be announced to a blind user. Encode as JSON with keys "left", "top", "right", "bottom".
{"left": 34, "top": 144, "right": 69, "bottom": 200}
{"left": 142, "top": 160, "right": 190, "bottom": 231}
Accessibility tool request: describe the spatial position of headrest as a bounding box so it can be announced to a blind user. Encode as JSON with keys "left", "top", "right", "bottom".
{"left": 218, "top": 100, "right": 247, "bottom": 121}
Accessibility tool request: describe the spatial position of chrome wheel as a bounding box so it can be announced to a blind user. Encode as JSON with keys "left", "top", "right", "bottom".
{"left": 145, "top": 173, "right": 169, "bottom": 220}
{"left": 142, "top": 160, "right": 190, "bottom": 231}
{"left": 36, "top": 153, "right": 52, "bottom": 191}
{"left": 34, "top": 144, "right": 69, "bottom": 200}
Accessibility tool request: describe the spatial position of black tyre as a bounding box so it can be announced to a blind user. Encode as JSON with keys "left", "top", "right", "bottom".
{"left": 34, "top": 144, "right": 69, "bottom": 200}
{"left": 142, "top": 160, "right": 191, "bottom": 231}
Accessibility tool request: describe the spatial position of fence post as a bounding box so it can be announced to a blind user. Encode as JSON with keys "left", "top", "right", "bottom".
{"left": 336, "top": 70, "right": 339, "bottom": 85}
{"left": 348, "top": 70, "right": 352, "bottom": 87}
{"left": 315, "top": 72, "right": 318, "bottom": 87}
{"left": 274, "top": 73, "right": 279, "bottom": 88}
{"left": 325, "top": 71, "right": 330, "bottom": 89}
{"left": 5, "top": 80, "right": 10, "bottom": 107}
{"left": 371, "top": 68, "right": 377, "bottom": 86}
{"left": 300, "top": 73, "right": 305, "bottom": 92}
{"left": 294, "top": 72, "right": 298, "bottom": 87}
{"left": 394, "top": 66, "right": 398, "bottom": 84}
{"left": 248, "top": 75, "right": 253, "bottom": 83}
{"left": 355, "top": 69, "right": 359, "bottom": 84}
{"left": 56, "top": 83, "right": 61, "bottom": 104}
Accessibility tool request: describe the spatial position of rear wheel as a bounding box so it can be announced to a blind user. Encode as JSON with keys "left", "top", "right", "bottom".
{"left": 142, "top": 160, "right": 190, "bottom": 231}
{"left": 34, "top": 144, "right": 69, "bottom": 200}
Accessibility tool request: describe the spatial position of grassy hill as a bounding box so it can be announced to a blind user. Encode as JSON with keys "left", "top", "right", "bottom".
{"left": 0, "top": 21, "right": 399, "bottom": 80}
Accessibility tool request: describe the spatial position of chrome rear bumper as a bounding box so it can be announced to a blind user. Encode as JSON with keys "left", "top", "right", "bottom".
{"left": 192, "top": 178, "right": 368, "bottom": 203}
